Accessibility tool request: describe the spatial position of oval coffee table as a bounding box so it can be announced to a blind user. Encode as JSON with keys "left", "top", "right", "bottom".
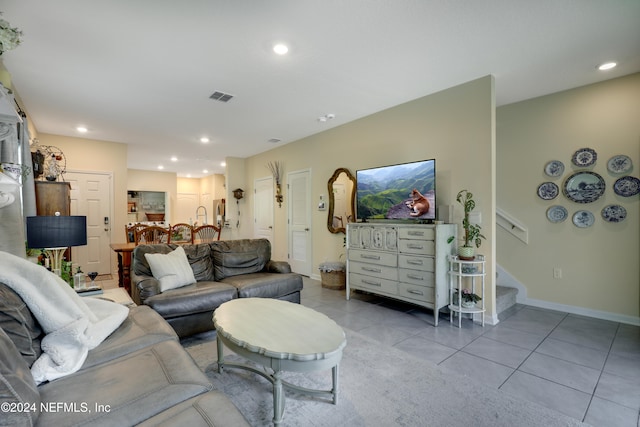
{"left": 213, "top": 298, "right": 347, "bottom": 426}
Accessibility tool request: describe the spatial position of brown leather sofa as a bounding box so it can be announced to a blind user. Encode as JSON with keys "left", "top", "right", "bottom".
{"left": 131, "top": 238, "right": 303, "bottom": 337}
{"left": 0, "top": 283, "right": 250, "bottom": 426}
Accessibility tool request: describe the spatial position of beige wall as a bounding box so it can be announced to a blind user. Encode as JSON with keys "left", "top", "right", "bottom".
{"left": 127, "top": 169, "right": 177, "bottom": 224}
{"left": 37, "top": 133, "right": 128, "bottom": 239}
{"left": 241, "top": 76, "right": 498, "bottom": 320}
{"left": 497, "top": 73, "right": 640, "bottom": 322}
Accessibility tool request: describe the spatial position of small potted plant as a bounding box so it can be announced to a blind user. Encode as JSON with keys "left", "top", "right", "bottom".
{"left": 456, "top": 189, "right": 485, "bottom": 260}
{"left": 454, "top": 288, "right": 482, "bottom": 308}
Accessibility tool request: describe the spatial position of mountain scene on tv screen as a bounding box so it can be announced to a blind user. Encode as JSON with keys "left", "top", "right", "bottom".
{"left": 357, "top": 161, "right": 435, "bottom": 220}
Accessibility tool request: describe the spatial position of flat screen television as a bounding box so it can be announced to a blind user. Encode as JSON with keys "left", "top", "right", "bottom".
{"left": 356, "top": 159, "right": 436, "bottom": 222}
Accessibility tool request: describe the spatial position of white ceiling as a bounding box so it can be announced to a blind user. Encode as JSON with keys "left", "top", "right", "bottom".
{"left": 1, "top": 1, "right": 639, "bottom": 177}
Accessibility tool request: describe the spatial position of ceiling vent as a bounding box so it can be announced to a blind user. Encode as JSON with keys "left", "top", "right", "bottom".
{"left": 267, "top": 138, "right": 281, "bottom": 144}
{"left": 209, "top": 91, "right": 234, "bottom": 102}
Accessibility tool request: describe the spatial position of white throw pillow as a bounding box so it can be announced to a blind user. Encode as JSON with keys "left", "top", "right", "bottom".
{"left": 144, "top": 246, "right": 196, "bottom": 292}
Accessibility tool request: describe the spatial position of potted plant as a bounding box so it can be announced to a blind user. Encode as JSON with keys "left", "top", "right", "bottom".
{"left": 456, "top": 189, "right": 485, "bottom": 260}
{"left": 454, "top": 288, "right": 482, "bottom": 308}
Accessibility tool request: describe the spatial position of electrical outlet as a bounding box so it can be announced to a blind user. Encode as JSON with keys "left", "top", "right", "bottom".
{"left": 553, "top": 268, "right": 562, "bottom": 279}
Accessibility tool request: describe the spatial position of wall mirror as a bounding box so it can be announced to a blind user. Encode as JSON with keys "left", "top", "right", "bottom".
{"left": 327, "top": 168, "right": 356, "bottom": 234}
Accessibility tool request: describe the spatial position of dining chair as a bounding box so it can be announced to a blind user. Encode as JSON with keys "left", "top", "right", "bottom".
{"left": 125, "top": 223, "right": 148, "bottom": 243}
{"left": 192, "top": 224, "right": 221, "bottom": 243}
{"left": 135, "top": 225, "right": 170, "bottom": 245}
{"left": 169, "top": 223, "right": 194, "bottom": 244}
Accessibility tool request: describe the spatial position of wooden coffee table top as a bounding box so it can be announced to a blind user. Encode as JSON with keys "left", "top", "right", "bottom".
{"left": 213, "top": 298, "right": 346, "bottom": 362}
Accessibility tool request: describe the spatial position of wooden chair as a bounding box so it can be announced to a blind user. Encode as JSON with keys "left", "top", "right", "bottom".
{"left": 169, "top": 223, "right": 194, "bottom": 244}
{"left": 192, "top": 224, "right": 221, "bottom": 243}
{"left": 125, "top": 223, "right": 148, "bottom": 243}
{"left": 135, "top": 225, "right": 170, "bottom": 245}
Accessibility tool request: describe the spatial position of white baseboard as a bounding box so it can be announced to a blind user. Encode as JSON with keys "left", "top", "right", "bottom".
{"left": 496, "top": 263, "right": 639, "bottom": 326}
{"left": 523, "top": 297, "right": 640, "bottom": 326}
{"left": 310, "top": 273, "right": 321, "bottom": 281}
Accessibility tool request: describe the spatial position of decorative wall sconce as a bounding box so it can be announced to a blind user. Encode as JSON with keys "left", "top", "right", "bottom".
{"left": 267, "top": 161, "right": 283, "bottom": 208}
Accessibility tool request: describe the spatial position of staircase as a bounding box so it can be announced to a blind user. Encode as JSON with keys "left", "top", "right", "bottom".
{"left": 496, "top": 285, "right": 518, "bottom": 316}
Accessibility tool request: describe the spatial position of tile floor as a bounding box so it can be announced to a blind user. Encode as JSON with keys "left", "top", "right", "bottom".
{"left": 300, "top": 277, "right": 640, "bottom": 427}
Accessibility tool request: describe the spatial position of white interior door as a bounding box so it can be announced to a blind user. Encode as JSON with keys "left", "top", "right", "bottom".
{"left": 288, "top": 169, "right": 312, "bottom": 276}
{"left": 66, "top": 171, "right": 112, "bottom": 275}
{"left": 176, "top": 192, "right": 199, "bottom": 224}
{"left": 254, "top": 176, "right": 274, "bottom": 245}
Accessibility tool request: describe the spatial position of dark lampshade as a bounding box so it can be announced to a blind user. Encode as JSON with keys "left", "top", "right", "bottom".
{"left": 26, "top": 216, "right": 87, "bottom": 249}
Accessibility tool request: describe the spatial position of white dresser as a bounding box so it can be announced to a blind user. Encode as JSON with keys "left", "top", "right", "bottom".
{"left": 346, "top": 223, "right": 457, "bottom": 325}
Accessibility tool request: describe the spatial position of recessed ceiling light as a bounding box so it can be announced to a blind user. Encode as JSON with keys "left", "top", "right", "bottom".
{"left": 597, "top": 62, "right": 617, "bottom": 71}
{"left": 202, "top": 169, "right": 209, "bottom": 174}
{"left": 200, "top": 137, "right": 210, "bottom": 143}
{"left": 273, "top": 43, "right": 289, "bottom": 55}
{"left": 76, "top": 126, "right": 88, "bottom": 133}
{"left": 186, "top": 174, "right": 192, "bottom": 178}
{"left": 221, "top": 162, "right": 226, "bottom": 167}
{"left": 157, "top": 165, "right": 164, "bottom": 170}
{"left": 170, "top": 156, "right": 178, "bottom": 162}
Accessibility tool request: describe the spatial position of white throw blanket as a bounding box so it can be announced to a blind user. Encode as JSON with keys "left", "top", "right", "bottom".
{"left": 0, "top": 251, "right": 128, "bottom": 384}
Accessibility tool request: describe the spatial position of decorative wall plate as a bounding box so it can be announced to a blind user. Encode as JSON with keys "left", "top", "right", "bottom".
{"left": 537, "top": 182, "right": 559, "bottom": 200}
{"left": 572, "top": 210, "right": 595, "bottom": 228}
{"left": 613, "top": 176, "right": 640, "bottom": 197}
{"left": 563, "top": 171, "right": 605, "bottom": 203}
{"left": 571, "top": 148, "right": 597, "bottom": 167}
{"left": 601, "top": 205, "right": 627, "bottom": 223}
{"left": 546, "top": 205, "right": 568, "bottom": 223}
{"left": 544, "top": 160, "right": 565, "bottom": 177}
{"left": 607, "top": 155, "right": 632, "bottom": 174}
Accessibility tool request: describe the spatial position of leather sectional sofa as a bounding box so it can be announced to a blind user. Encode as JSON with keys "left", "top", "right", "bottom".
{"left": 131, "top": 238, "right": 304, "bottom": 337}
{"left": 0, "top": 282, "right": 250, "bottom": 426}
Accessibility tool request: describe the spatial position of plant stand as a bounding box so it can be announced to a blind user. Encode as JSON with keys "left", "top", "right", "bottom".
{"left": 448, "top": 255, "right": 485, "bottom": 328}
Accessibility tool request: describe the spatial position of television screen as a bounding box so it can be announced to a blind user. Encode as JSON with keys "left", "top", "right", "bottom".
{"left": 356, "top": 159, "right": 436, "bottom": 221}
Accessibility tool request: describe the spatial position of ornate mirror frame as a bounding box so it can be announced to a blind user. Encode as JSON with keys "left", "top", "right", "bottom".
{"left": 327, "top": 168, "right": 356, "bottom": 234}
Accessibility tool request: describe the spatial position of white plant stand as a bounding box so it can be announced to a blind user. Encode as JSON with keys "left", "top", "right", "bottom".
{"left": 448, "top": 255, "right": 485, "bottom": 328}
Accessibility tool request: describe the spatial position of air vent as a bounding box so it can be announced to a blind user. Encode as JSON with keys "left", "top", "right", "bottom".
{"left": 209, "top": 91, "right": 234, "bottom": 102}
{"left": 267, "top": 138, "right": 281, "bottom": 144}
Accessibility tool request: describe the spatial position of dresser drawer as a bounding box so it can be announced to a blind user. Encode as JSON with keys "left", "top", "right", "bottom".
{"left": 348, "top": 249, "right": 397, "bottom": 267}
{"left": 398, "top": 254, "right": 434, "bottom": 272}
{"left": 398, "top": 227, "right": 434, "bottom": 240}
{"left": 398, "top": 239, "right": 435, "bottom": 256}
{"left": 349, "top": 273, "right": 398, "bottom": 295}
{"left": 349, "top": 261, "right": 398, "bottom": 281}
{"left": 399, "top": 268, "right": 434, "bottom": 287}
{"left": 398, "top": 282, "right": 434, "bottom": 304}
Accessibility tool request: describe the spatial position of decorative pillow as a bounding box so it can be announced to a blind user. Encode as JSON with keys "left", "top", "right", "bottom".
{"left": 144, "top": 246, "right": 196, "bottom": 292}
{"left": 0, "top": 282, "right": 44, "bottom": 367}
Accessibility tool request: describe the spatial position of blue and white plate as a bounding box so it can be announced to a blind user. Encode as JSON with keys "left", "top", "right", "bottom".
{"left": 601, "top": 205, "right": 627, "bottom": 223}
{"left": 537, "top": 182, "right": 559, "bottom": 200}
{"left": 572, "top": 148, "right": 597, "bottom": 167}
{"left": 572, "top": 210, "right": 595, "bottom": 228}
{"left": 607, "top": 155, "right": 632, "bottom": 174}
{"left": 563, "top": 171, "right": 605, "bottom": 203}
{"left": 613, "top": 176, "right": 640, "bottom": 197}
{"left": 546, "top": 205, "right": 568, "bottom": 223}
{"left": 544, "top": 160, "right": 565, "bottom": 178}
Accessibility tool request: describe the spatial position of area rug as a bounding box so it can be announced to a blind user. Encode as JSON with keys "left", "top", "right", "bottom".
{"left": 183, "top": 329, "right": 587, "bottom": 427}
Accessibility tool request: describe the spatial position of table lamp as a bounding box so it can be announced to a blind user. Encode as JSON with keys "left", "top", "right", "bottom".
{"left": 26, "top": 214, "right": 87, "bottom": 276}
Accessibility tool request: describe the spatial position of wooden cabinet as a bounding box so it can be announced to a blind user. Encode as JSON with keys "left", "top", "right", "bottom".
{"left": 35, "top": 181, "right": 71, "bottom": 216}
{"left": 346, "top": 223, "right": 457, "bottom": 325}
